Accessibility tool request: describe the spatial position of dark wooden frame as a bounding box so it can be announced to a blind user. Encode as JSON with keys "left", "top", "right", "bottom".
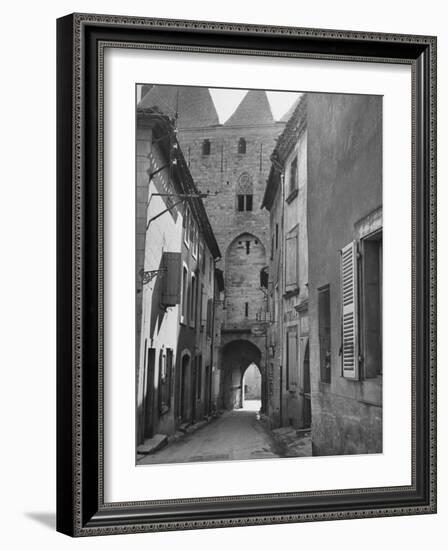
{"left": 57, "top": 13, "right": 437, "bottom": 536}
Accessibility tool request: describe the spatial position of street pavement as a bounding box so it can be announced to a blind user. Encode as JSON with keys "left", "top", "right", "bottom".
{"left": 138, "top": 402, "right": 281, "bottom": 465}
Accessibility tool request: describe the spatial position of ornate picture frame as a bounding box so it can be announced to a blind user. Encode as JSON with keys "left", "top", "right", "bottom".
{"left": 56, "top": 13, "right": 437, "bottom": 536}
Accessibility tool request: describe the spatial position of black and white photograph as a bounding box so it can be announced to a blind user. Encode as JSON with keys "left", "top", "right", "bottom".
{"left": 135, "top": 84, "right": 383, "bottom": 465}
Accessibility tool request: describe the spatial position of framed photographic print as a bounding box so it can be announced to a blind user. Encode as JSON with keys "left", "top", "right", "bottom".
{"left": 56, "top": 13, "right": 437, "bottom": 536}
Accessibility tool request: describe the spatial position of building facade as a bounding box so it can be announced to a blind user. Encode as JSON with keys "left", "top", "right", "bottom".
{"left": 306, "top": 93, "right": 383, "bottom": 455}
{"left": 136, "top": 107, "right": 221, "bottom": 447}
{"left": 262, "top": 96, "right": 310, "bottom": 429}
{"left": 139, "top": 86, "right": 286, "bottom": 416}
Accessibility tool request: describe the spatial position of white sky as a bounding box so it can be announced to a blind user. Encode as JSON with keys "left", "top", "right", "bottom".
{"left": 137, "top": 84, "right": 301, "bottom": 123}
{"left": 209, "top": 88, "right": 301, "bottom": 123}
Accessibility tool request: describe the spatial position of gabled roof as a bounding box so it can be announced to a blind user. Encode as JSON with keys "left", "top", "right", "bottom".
{"left": 224, "top": 90, "right": 274, "bottom": 127}
{"left": 138, "top": 85, "right": 220, "bottom": 128}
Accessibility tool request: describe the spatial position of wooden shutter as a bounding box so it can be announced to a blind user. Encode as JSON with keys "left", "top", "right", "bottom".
{"left": 340, "top": 241, "right": 359, "bottom": 379}
{"left": 161, "top": 252, "right": 181, "bottom": 306}
{"left": 285, "top": 230, "right": 298, "bottom": 289}
{"left": 287, "top": 328, "right": 298, "bottom": 389}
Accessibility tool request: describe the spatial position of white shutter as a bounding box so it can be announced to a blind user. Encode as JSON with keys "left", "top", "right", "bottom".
{"left": 340, "top": 241, "right": 359, "bottom": 379}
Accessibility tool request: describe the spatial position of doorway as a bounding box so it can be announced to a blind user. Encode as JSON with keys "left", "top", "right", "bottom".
{"left": 242, "top": 362, "right": 261, "bottom": 411}
{"left": 302, "top": 340, "right": 311, "bottom": 428}
{"left": 144, "top": 348, "right": 156, "bottom": 438}
{"left": 180, "top": 354, "right": 190, "bottom": 421}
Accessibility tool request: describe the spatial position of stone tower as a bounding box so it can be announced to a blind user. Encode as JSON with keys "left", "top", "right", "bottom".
{"left": 139, "top": 85, "right": 286, "bottom": 411}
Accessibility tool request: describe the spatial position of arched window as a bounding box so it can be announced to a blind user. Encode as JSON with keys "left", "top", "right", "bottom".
{"left": 202, "top": 139, "right": 211, "bottom": 155}
{"left": 236, "top": 172, "right": 253, "bottom": 212}
{"left": 238, "top": 137, "right": 247, "bottom": 154}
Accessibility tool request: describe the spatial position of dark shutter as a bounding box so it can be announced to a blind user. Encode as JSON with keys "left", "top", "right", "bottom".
{"left": 287, "top": 327, "right": 298, "bottom": 389}
{"left": 161, "top": 252, "right": 181, "bottom": 306}
{"left": 340, "top": 241, "right": 359, "bottom": 379}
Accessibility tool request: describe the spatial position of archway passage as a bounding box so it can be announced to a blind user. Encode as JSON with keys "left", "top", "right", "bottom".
{"left": 242, "top": 363, "right": 262, "bottom": 411}
{"left": 221, "top": 340, "right": 264, "bottom": 412}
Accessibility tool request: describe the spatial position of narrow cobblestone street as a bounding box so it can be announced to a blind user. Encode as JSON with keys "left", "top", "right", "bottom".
{"left": 138, "top": 402, "right": 281, "bottom": 465}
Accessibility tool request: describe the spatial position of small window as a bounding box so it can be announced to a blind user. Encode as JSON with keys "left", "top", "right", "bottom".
{"left": 236, "top": 194, "right": 253, "bottom": 212}
{"left": 318, "top": 286, "right": 331, "bottom": 383}
{"left": 202, "top": 139, "right": 211, "bottom": 155}
{"left": 245, "top": 241, "right": 251, "bottom": 255}
{"left": 238, "top": 137, "right": 246, "bottom": 154}
{"left": 190, "top": 274, "right": 197, "bottom": 326}
{"left": 245, "top": 302, "right": 249, "bottom": 317}
{"left": 289, "top": 155, "right": 298, "bottom": 195}
{"left": 181, "top": 267, "right": 188, "bottom": 321}
{"left": 275, "top": 224, "right": 279, "bottom": 250}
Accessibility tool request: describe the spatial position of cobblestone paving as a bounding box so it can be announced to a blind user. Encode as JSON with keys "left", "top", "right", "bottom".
{"left": 138, "top": 406, "right": 280, "bottom": 465}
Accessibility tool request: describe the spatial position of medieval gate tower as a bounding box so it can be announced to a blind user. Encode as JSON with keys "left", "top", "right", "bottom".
{"left": 140, "top": 86, "right": 285, "bottom": 413}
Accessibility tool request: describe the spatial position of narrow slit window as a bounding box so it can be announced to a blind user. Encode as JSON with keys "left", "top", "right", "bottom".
{"left": 202, "top": 139, "right": 211, "bottom": 155}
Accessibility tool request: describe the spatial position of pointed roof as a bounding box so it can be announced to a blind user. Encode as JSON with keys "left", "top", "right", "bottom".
{"left": 138, "top": 85, "right": 220, "bottom": 128}
{"left": 224, "top": 90, "right": 274, "bottom": 127}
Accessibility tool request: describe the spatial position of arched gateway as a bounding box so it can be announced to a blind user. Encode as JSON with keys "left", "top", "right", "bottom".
{"left": 221, "top": 339, "right": 266, "bottom": 412}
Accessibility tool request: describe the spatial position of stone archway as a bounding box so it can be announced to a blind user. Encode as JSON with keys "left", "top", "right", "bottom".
{"left": 221, "top": 339, "right": 264, "bottom": 411}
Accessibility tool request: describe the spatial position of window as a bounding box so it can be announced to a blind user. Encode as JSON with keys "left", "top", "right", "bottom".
{"left": 275, "top": 224, "right": 279, "bottom": 250}
{"left": 236, "top": 172, "right": 253, "bottom": 212}
{"left": 285, "top": 229, "right": 299, "bottom": 290}
{"left": 181, "top": 267, "right": 188, "bottom": 321}
{"left": 238, "top": 137, "right": 246, "bottom": 154}
{"left": 289, "top": 155, "right": 298, "bottom": 195}
{"left": 286, "top": 326, "right": 299, "bottom": 389}
{"left": 236, "top": 194, "right": 253, "bottom": 211}
{"left": 245, "top": 240, "right": 251, "bottom": 255}
{"left": 271, "top": 235, "right": 274, "bottom": 260}
{"left": 189, "top": 217, "right": 195, "bottom": 247}
{"left": 190, "top": 274, "right": 197, "bottom": 326}
{"left": 361, "top": 230, "right": 382, "bottom": 378}
{"left": 183, "top": 208, "right": 190, "bottom": 245}
{"left": 245, "top": 302, "right": 249, "bottom": 317}
{"left": 202, "top": 139, "right": 211, "bottom": 155}
{"left": 318, "top": 286, "right": 331, "bottom": 383}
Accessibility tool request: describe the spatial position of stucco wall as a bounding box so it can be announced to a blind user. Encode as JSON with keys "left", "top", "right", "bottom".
{"left": 307, "top": 93, "right": 383, "bottom": 455}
